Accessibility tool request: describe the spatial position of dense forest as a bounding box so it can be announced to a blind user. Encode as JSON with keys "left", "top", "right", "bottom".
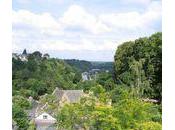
{"left": 12, "top": 32, "right": 162, "bottom": 130}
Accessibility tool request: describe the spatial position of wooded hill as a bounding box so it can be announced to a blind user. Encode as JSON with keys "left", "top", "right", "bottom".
{"left": 13, "top": 54, "right": 82, "bottom": 99}
{"left": 64, "top": 59, "right": 113, "bottom": 72}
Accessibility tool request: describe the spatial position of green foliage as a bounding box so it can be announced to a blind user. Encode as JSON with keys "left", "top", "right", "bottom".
{"left": 114, "top": 32, "right": 162, "bottom": 100}
{"left": 13, "top": 52, "right": 81, "bottom": 99}
{"left": 133, "top": 121, "right": 162, "bottom": 130}
{"left": 56, "top": 87, "right": 161, "bottom": 130}
{"left": 39, "top": 94, "right": 58, "bottom": 113}
{"left": 65, "top": 59, "right": 92, "bottom": 72}
{"left": 77, "top": 80, "right": 97, "bottom": 92}
{"left": 113, "top": 88, "right": 161, "bottom": 129}
{"left": 13, "top": 95, "right": 31, "bottom": 109}
{"left": 12, "top": 95, "right": 31, "bottom": 129}
{"left": 65, "top": 59, "right": 113, "bottom": 72}
{"left": 96, "top": 72, "right": 115, "bottom": 91}
{"left": 12, "top": 104, "right": 29, "bottom": 129}
{"left": 57, "top": 95, "right": 118, "bottom": 130}
{"left": 27, "top": 120, "right": 36, "bottom": 130}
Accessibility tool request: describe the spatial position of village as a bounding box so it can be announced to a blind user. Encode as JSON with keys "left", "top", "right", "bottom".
{"left": 13, "top": 87, "right": 112, "bottom": 130}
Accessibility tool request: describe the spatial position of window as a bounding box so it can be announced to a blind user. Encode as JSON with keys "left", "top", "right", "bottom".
{"left": 43, "top": 115, "right": 48, "bottom": 119}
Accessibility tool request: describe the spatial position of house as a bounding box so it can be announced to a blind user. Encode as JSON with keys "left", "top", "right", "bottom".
{"left": 12, "top": 53, "right": 18, "bottom": 60}
{"left": 12, "top": 49, "right": 29, "bottom": 61}
{"left": 81, "top": 72, "right": 91, "bottom": 81}
{"left": 26, "top": 88, "right": 84, "bottom": 130}
{"left": 35, "top": 112, "right": 56, "bottom": 130}
{"left": 19, "top": 54, "right": 28, "bottom": 61}
{"left": 52, "top": 87, "right": 84, "bottom": 105}
{"left": 27, "top": 88, "right": 84, "bottom": 119}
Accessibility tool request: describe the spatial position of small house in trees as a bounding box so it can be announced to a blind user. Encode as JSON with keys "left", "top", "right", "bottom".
{"left": 81, "top": 72, "right": 91, "bottom": 81}
{"left": 35, "top": 112, "right": 56, "bottom": 130}
{"left": 12, "top": 53, "right": 18, "bottom": 60}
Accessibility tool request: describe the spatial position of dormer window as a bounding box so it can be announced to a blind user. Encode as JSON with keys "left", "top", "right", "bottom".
{"left": 43, "top": 115, "right": 48, "bottom": 119}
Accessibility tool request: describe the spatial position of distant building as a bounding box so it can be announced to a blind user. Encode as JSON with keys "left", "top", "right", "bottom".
{"left": 82, "top": 72, "right": 88, "bottom": 81}
{"left": 35, "top": 112, "right": 56, "bottom": 130}
{"left": 12, "top": 49, "right": 30, "bottom": 61}
{"left": 89, "top": 69, "right": 100, "bottom": 75}
{"left": 82, "top": 72, "right": 91, "bottom": 81}
{"left": 19, "top": 55, "right": 28, "bottom": 61}
{"left": 12, "top": 53, "right": 18, "bottom": 60}
{"left": 105, "top": 70, "right": 109, "bottom": 73}
{"left": 19, "top": 49, "right": 28, "bottom": 61}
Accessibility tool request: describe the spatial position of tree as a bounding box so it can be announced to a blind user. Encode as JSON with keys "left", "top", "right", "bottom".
{"left": 28, "top": 51, "right": 42, "bottom": 61}
{"left": 13, "top": 95, "right": 31, "bottom": 109}
{"left": 27, "top": 120, "right": 36, "bottom": 130}
{"left": 56, "top": 87, "right": 161, "bottom": 130}
{"left": 114, "top": 32, "right": 162, "bottom": 100}
{"left": 133, "top": 122, "right": 161, "bottom": 130}
{"left": 12, "top": 104, "right": 29, "bottom": 129}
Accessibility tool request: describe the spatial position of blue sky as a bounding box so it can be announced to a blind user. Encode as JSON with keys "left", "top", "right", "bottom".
{"left": 12, "top": 0, "right": 162, "bottom": 61}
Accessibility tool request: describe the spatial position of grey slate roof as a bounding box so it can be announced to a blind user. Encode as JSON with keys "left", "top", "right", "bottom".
{"left": 64, "top": 90, "right": 84, "bottom": 103}
{"left": 26, "top": 88, "right": 84, "bottom": 121}
{"left": 53, "top": 88, "right": 84, "bottom": 103}
{"left": 52, "top": 88, "right": 64, "bottom": 101}
{"left": 27, "top": 99, "right": 40, "bottom": 119}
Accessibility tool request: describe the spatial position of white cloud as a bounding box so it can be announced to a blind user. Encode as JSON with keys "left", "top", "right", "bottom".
{"left": 16, "top": 0, "right": 30, "bottom": 4}
{"left": 12, "top": 37, "right": 23, "bottom": 52}
{"left": 59, "top": 5, "right": 111, "bottom": 34}
{"left": 13, "top": 2, "right": 161, "bottom": 36}
{"left": 99, "top": 1, "right": 161, "bottom": 31}
{"left": 16, "top": 0, "right": 65, "bottom": 5}
{"left": 121, "top": 0, "right": 151, "bottom": 5}
{"left": 13, "top": 10, "right": 63, "bottom": 36}
{"left": 13, "top": 43, "right": 21, "bottom": 52}
{"left": 40, "top": 38, "right": 120, "bottom": 51}
{"left": 12, "top": 5, "right": 111, "bottom": 36}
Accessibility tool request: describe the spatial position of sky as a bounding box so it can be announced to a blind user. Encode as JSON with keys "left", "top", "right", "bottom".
{"left": 12, "top": 0, "right": 162, "bottom": 61}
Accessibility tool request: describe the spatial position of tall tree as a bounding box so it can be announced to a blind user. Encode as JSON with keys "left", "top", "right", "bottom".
{"left": 114, "top": 32, "right": 162, "bottom": 100}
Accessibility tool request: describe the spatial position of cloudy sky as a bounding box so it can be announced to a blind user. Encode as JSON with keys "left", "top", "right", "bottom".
{"left": 12, "top": 0, "right": 161, "bottom": 61}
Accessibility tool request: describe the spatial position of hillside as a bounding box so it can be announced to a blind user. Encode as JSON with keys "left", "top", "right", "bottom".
{"left": 64, "top": 59, "right": 113, "bottom": 72}
{"left": 12, "top": 52, "right": 82, "bottom": 99}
